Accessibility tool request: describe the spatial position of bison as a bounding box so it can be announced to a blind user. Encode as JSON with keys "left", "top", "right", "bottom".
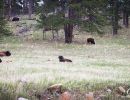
{"left": 0, "top": 51, "right": 11, "bottom": 57}
{"left": 87, "top": 38, "right": 95, "bottom": 44}
{"left": 0, "top": 59, "right": 2, "bottom": 63}
{"left": 12, "top": 17, "right": 19, "bottom": 21}
{"left": 58, "top": 56, "right": 72, "bottom": 62}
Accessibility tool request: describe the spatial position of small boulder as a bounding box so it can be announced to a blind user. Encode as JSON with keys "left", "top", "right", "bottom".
{"left": 127, "top": 88, "right": 130, "bottom": 94}
{"left": 59, "top": 91, "right": 72, "bottom": 100}
{"left": 85, "top": 92, "right": 94, "bottom": 100}
{"left": 117, "top": 86, "right": 126, "bottom": 95}
{"left": 18, "top": 97, "right": 28, "bottom": 100}
{"left": 106, "top": 89, "right": 112, "bottom": 94}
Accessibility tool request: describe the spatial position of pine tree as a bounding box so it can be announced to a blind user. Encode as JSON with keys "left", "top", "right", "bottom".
{"left": 111, "top": 0, "right": 119, "bottom": 35}
{"left": 37, "top": 0, "right": 108, "bottom": 43}
{"left": 121, "top": 0, "right": 130, "bottom": 28}
{"left": 0, "top": 0, "right": 9, "bottom": 37}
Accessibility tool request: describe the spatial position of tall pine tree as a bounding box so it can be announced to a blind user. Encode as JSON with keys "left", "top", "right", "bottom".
{"left": 37, "top": 0, "right": 108, "bottom": 43}
{"left": 0, "top": 0, "right": 9, "bottom": 37}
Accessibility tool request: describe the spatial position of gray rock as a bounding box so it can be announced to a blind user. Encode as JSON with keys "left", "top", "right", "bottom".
{"left": 18, "top": 97, "right": 28, "bottom": 100}
{"left": 106, "top": 89, "right": 112, "bottom": 94}
{"left": 118, "top": 86, "right": 126, "bottom": 94}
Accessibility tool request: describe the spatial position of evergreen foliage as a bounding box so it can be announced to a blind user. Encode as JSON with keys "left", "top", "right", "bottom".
{"left": 0, "top": 0, "right": 10, "bottom": 37}
{"left": 37, "top": 0, "right": 108, "bottom": 34}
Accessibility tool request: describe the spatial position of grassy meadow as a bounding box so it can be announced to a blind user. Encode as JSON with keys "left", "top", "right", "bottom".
{"left": 0, "top": 18, "right": 130, "bottom": 100}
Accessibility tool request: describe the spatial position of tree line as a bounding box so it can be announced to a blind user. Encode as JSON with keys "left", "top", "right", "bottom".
{"left": 0, "top": 0, "right": 130, "bottom": 43}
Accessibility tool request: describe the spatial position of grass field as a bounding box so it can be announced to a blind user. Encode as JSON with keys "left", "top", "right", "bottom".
{"left": 0, "top": 19, "right": 130, "bottom": 100}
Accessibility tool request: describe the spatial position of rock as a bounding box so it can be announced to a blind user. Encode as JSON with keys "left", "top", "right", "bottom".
{"left": 119, "top": 86, "right": 126, "bottom": 93}
{"left": 127, "top": 88, "right": 130, "bottom": 94}
{"left": 59, "top": 91, "right": 72, "bottom": 100}
{"left": 86, "top": 92, "right": 94, "bottom": 100}
{"left": 106, "top": 89, "right": 112, "bottom": 94}
{"left": 18, "top": 97, "right": 28, "bottom": 100}
{"left": 117, "top": 86, "right": 126, "bottom": 95}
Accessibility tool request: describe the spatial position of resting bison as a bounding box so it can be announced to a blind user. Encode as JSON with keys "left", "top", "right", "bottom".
{"left": 12, "top": 17, "right": 19, "bottom": 21}
{"left": 0, "top": 51, "right": 11, "bottom": 57}
{"left": 87, "top": 38, "right": 95, "bottom": 44}
{"left": 58, "top": 56, "right": 72, "bottom": 62}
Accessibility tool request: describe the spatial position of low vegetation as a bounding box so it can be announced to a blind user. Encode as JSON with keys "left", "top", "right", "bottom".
{"left": 0, "top": 20, "right": 130, "bottom": 99}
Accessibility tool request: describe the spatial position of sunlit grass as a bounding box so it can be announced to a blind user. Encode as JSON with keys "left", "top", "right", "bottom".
{"left": 1, "top": 37, "right": 130, "bottom": 84}
{"left": 0, "top": 18, "right": 130, "bottom": 99}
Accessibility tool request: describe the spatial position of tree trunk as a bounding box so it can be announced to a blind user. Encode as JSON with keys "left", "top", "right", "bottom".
{"left": 112, "top": 0, "right": 118, "bottom": 35}
{"left": 7, "top": 0, "right": 11, "bottom": 20}
{"left": 123, "top": 9, "right": 129, "bottom": 28}
{"left": 64, "top": 8, "right": 74, "bottom": 43}
{"left": 23, "top": 0, "right": 28, "bottom": 14}
{"left": 0, "top": 0, "right": 4, "bottom": 18}
{"left": 12, "top": 0, "right": 17, "bottom": 16}
{"left": 125, "top": 13, "right": 129, "bottom": 28}
{"left": 123, "top": 9, "right": 126, "bottom": 25}
{"left": 64, "top": 24, "right": 73, "bottom": 43}
{"left": 28, "top": 0, "right": 33, "bottom": 19}
{"left": 32, "top": 0, "right": 35, "bottom": 13}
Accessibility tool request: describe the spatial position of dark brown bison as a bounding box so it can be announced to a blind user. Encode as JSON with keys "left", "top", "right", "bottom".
{"left": 0, "top": 59, "right": 2, "bottom": 63}
{"left": 58, "top": 56, "right": 72, "bottom": 62}
{"left": 0, "top": 51, "right": 11, "bottom": 57}
{"left": 87, "top": 38, "right": 95, "bottom": 44}
{"left": 12, "top": 17, "right": 19, "bottom": 21}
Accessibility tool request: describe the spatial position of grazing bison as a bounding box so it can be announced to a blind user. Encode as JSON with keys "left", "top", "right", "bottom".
{"left": 87, "top": 38, "right": 95, "bottom": 44}
{"left": 58, "top": 56, "right": 72, "bottom": 62}
{"left": 0, "top": 51, "right": 11, "bottom": 57}
{"left": 12, "top": 17, "right": 19, "bottom": 21}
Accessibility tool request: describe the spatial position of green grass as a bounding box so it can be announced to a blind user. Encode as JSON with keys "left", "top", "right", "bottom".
{"left": 1, "top": 36, "right": 130, "bottom": 99}
{"left": 0, "top": 18, "right": 130, "bottom": 100}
